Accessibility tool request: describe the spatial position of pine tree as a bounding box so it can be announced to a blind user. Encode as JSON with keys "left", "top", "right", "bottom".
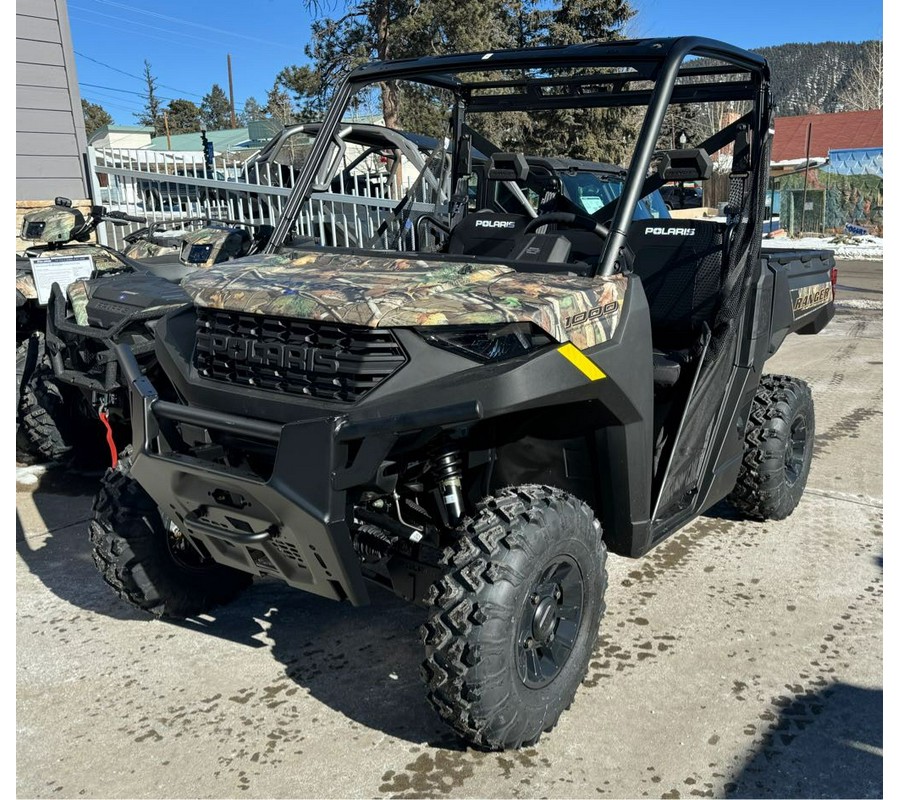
{"left": 265, "top": 84, "right": 295, "bottom": 127}
{"left": 240, "top": 96, "right": 265, "bottom": 124}
{"left": 200, "top": 84, "right": 232, "bottom": 130}
{"left": 164, "top": 99, "right": 202, "bottom": 134}
{"left": 282, "top": 0, "right": 638, "bottom": 162}
{"left": 82, "top": 99, "right": 112, "bottom": 138}
{"left": 136, "top": 60, "right": 163, "bottom": 135}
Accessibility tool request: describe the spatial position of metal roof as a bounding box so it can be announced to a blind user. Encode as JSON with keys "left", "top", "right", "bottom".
{"left": 145, "top": 127, "right": 263, "bottom": 152}
{"left": 772, "top": 110, "right": 883, "bottom": 162}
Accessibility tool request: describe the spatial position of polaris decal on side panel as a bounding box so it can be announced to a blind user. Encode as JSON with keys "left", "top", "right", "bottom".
{"left": 474, "top": 219, "right": 518, "bottom": 228}
{"left": 645, "top": 227, "right": 697, "bottom": 236}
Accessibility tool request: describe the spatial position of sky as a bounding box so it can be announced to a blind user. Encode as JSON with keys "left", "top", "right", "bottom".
{"left": 68, "top": 0, "right": 884, "bottom": 125}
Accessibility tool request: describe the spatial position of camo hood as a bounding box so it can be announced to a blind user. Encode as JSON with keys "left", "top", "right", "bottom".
{"left": 180, "top": 226, "right": 252, "bottom": 267}
{"left": 183, "top": 251, "right": 628, "bottom": 349}
{"left": 20, "top": 207, "right": 85, "bottom": 244}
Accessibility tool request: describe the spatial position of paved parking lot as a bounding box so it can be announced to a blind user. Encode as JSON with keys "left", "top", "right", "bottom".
{"left": 16, "top": 261, "right": 882, "bottom": 799}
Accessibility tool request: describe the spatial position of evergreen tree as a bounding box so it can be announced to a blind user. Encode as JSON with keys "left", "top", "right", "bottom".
{"left": 274, "top": 65, "right": 327, "bottom": 122}
{"left": 135, "top": 60, "right": 163, "bottom": 135}
{"left": 163, "top": 99, "right": 202, "bottom": 134}
{"left": 82, "top": 99, "right": 112, "bottom": 138}
{"left": 201, "top": 84, "right": 232, "bottom": 130}
{"left": 282, "top": 0, "right": 638, "bottom": 162}
{"left": 240, "top": 96, "right": 265, "bottom": 124}
{"left": 264, "top": 84, "right": 295, "bottom": 127}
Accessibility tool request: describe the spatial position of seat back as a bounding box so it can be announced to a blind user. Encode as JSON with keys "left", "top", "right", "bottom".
{"left": 626, "top": 219, "right": 727, "bottom": 344}
{"left": 446, "top": 213, "right": 529, "bottom": 259}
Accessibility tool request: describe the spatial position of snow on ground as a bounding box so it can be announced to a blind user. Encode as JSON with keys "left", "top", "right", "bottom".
{"left": 704, "top": 217, "right": 884, "bottom": 260}
{"left": 761, "top": 234, "right": 884, "bottom": 261}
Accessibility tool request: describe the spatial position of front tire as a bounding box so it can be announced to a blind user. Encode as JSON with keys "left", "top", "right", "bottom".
{"left": 421, "top": 485, "right": 607, "bottom": 750}
{"left": 90, "top": 454, "right": 253, "bottom": 618}
{"left": 728, "top": 374, "right": 815, "bottom": 520}
{"left": 18, "top": 343, "right": 95, "bottom": 464}
{"left": 16, "top": 336, "right": 41, "bottom": 464}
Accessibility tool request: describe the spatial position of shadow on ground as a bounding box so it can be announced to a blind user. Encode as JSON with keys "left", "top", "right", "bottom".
{"left": 17, "top": 482, "right": 453, "bottom": 746}
{"left": 726, "top": 682, "right": 882, "bottom": 798}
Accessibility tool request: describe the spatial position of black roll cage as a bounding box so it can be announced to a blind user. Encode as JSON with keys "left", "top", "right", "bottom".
{"left": 266, "top": 36, "right": 771, "bottom": 278}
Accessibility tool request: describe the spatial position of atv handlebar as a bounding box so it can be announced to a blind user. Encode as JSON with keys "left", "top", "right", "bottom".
{"left": 104, "top": 210, "right": 147, "bottom": 225}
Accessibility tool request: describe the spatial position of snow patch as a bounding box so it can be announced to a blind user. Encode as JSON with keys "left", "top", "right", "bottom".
{"left": 761, "top": 234, "right": 883, "bottom": 260}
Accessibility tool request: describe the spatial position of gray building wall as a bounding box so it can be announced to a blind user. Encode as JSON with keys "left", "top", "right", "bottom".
{"left": 17, "top": 0, "right": 89, "bottom": 201}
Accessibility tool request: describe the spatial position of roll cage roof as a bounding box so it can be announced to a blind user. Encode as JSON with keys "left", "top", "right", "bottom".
{"left": 268, "top": 36, "right": 772, "bottom": 277}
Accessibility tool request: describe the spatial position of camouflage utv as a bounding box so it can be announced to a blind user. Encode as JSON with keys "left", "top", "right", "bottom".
{"left": 17, "top": 212, "right": 272, "bottom": 464}
{"left": 94, "top": 37, "right": 835, "bottom": 750}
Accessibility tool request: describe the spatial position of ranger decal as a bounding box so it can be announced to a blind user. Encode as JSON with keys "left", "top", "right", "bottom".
{"left": 791, "top": 281, "right": 832, "bottom": 318}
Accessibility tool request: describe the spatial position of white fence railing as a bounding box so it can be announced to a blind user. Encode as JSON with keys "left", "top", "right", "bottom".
{"left": 86, "top": 144, "right": 420, "bottom": 251}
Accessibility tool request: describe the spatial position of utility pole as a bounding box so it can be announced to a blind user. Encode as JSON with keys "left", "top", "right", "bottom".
{"left": 227, "top": 53, "right": 237, "bottom": 129}
{"left": 164, "top": 110, "right": 172, "bottom": 150}
{"left": 800, "top": 121, "right": 812, "bottom": 236}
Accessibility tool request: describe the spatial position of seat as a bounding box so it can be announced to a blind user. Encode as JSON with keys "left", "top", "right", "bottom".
{"left": 652, "top": 348, "right": 690, "bottom": 388}
{"left": 626, "top": 219, "right": 727, "bottom": 386}
{"left": 446, "top": 213, "right": 529, "bottom": 259}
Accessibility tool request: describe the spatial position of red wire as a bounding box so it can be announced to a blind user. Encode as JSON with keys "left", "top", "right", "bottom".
{"left": 97, "top": 409, "right": 118, "bottom": 469}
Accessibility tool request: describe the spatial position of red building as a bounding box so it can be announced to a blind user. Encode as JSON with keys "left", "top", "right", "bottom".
{"left": 772, "top": 109, "right": 883, "bottom": 163}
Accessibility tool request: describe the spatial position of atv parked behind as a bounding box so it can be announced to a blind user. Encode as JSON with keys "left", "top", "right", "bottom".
{"left": 94, "top": 37, "right": 834, "bottom": 749}
{"left": 15, "top": 199, "right": 174, "bottom": 341}
{"left": 18, "top": 218, "right": 273, "bottom": 464}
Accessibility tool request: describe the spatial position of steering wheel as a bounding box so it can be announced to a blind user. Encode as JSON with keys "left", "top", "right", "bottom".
{"left": 522, "top": 211, "right": 610, "bottom": 240}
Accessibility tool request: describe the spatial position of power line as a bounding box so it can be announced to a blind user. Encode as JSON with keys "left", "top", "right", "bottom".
{"left": 69, "top": 14, "right": 237, "bottom": 59}
{"left": 71, "top": 5, "right": 240, "bottom": 50}
{"left": 80, "top": 89, "right": 145, "bottom": 110}
{"left": 81, "top": 95, "right": 145, "bottom": 115}
{"left": 86, "top": 0, "right": 297, "bottom": 51}
{"left": 74, "top": 49, "right": 204, "bottom": 98}
{"left": 81, "top": 81, "right": 170, "bottom": 99}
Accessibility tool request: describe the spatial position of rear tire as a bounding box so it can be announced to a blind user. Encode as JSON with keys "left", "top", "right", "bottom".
{"left": 90, "top": 451, "right": 253, "bottom": 618}
{"left": 421, "top": 485, "right": 607, "bottom": 750}
{"left": 728, "top": 374, "right": 815, "bottom": 520}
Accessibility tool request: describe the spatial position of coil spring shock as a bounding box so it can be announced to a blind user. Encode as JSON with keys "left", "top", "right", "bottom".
{"left": 435, "top": 449, "right": 464, "bottom": 525}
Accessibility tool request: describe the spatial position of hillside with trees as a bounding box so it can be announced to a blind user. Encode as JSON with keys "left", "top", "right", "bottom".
{"left": 754, "top": 40, "right": 882, "bottom": 115}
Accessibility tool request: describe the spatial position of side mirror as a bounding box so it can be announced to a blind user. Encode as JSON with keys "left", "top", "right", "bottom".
{"left": 656, "top": 148, "right": 712, "bottom": 181}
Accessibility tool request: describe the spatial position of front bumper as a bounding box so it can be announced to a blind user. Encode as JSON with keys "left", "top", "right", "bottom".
{"left": 117, "top": 342, "right": 482, "bottom": 606}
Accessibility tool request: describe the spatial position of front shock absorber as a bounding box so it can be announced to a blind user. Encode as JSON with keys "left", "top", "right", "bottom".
{"left": 435, "top": 449, "right": 464, "bottom": 525}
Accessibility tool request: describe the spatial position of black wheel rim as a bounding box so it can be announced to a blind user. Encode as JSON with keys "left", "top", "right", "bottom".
{"left": 785, "top": 415, "right": 809, "bottom": 486}
{"left": 516, "top": 555, "right": 584, "bottom": 689}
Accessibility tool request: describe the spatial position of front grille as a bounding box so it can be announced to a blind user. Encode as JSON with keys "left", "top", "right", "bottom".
{"left": 194, "top": 308, "right": 407, "bottom": 402}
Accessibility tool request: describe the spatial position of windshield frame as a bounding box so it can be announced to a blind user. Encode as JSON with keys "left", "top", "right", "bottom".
{"left": 267, "top": 37, "right": 770, "bottom": 277}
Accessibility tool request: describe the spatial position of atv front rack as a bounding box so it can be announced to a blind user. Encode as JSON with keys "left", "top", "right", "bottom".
{"left": 45, "top": 282, "right": 186, "bottom": 394}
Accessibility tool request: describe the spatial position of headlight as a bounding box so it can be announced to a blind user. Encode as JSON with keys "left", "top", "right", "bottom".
{"left": 183, "top": 243, "right": 213, "bottom": 264}
{"left": 416, "top": 322, "right": 554, "bottom": 363}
